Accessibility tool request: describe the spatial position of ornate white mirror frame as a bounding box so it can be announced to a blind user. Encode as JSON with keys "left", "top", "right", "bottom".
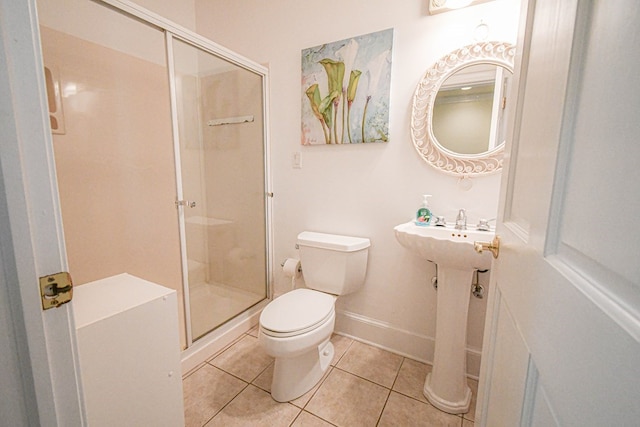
{"left": 411, "top": 41, "right": 516, "bottom": 176}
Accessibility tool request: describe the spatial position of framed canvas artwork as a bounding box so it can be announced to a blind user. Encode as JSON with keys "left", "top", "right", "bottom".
{"left": 301, "top": 28, "right": 393, "bottom": 145}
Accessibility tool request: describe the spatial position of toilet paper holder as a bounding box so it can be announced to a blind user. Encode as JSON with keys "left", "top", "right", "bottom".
{"left": 281, "top": 259, "right": 302, "bottom": 273}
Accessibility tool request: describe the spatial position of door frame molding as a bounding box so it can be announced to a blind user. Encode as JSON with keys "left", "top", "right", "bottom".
{"left": 0, "top": 0, "right": 86, "bottom": 424}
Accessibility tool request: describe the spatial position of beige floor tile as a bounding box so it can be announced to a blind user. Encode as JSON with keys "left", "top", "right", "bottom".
{"left": 182, "top": 364, "right": 247, "bottom": 427}
{"left": 336, "top": 340, "right": 403, "bottom": 388}
{"left": 247, "top": 325, "right": 259, "bottom": 337}
{"left": 306, "top": 368, "right": 389, "bottom": 427}
{"left": 252, "top": 361, "right": 274, "bottom": 392}
{"left": 392, "top": 358, "right": 432, "bottom": 403}
{"left": 330, "top": 333, "right": 353, "bottom": 365}
{"left": 290, "top": 367, "right": 333, "bottom": 408}
{"left": 463, "top": 378, "right": 478, "bottom": 422}
{"left": 205, "top": 384, "right": 300, "bottom": 427}
{"left": 291, "top": 411, "right": 335, "bottom": 427}
{"left": 205, "top": 333, "right": 245, "bottom": 363}
{"left": 185, "top": 336, "right": 476, "bottom": 426}
{"left": 378, "top": 392, "right": 462, "bottom": 427}
{"left": 210, "top": 334, "right": 273, "bottom": 382}
{"left": 182, "top": 363, "right": 205, "bottom": 380}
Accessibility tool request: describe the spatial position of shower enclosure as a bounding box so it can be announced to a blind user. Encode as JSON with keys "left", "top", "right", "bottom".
{"left": 37, "top": 0, "right": 271, "bottom": 352}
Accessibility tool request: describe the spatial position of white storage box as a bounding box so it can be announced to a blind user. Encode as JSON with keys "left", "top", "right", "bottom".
{"left": 73, "top": 273, "right": 184, "bottom": 426}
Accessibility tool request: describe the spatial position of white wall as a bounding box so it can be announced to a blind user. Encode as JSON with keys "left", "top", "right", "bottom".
{"left": 36, "top": 0, "right": 196, "bottom": 65}
{"left": 195, "top": 0, "right": 520, "bottom": 374}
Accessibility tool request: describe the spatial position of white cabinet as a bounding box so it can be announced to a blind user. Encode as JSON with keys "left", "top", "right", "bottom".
{"left": 73, "top": 273, "right": 184, "bottom": 426}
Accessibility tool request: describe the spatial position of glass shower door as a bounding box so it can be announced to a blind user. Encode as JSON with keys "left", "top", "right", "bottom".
{"left": 170, "top": 37, "right": 268, "bottom": 343}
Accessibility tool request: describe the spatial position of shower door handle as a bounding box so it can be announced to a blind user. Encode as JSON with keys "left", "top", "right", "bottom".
{"left": 175, "top": 200, "right": 197, "bottom": 208}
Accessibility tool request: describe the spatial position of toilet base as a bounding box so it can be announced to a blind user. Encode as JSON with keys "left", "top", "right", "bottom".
{"left": 271, "top": 339, "right": 334, "bottom": 402}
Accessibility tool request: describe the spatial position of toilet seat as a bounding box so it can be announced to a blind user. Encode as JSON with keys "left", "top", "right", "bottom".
{"left": 260, "top": 289, "right": 335, "bottom": 338}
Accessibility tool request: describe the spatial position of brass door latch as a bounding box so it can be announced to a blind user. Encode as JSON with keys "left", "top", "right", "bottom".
{"left": 39, "top": 272, "right": 73, "bottom": 310}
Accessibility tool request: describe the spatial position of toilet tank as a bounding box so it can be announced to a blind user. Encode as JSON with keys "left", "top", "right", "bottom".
{"left": 297, "top": 231, "right": 370, "bottom": 295}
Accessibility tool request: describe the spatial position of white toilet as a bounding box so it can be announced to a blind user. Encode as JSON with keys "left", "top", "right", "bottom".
{"left": 259, "top": 231, "right": 370, "bottom": 402}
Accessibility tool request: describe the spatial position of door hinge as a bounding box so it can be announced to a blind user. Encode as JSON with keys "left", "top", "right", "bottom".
{"left": 39, "top": 272, "right": 73, "bottom": 310}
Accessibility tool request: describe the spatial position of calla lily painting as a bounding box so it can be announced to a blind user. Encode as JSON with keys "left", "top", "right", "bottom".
{"left": 301, "top": 29, "right": 393, "bottom": 145}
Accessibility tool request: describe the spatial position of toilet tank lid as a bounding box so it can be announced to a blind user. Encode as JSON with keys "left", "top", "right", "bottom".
{"left": 297, "top": 231, "right": 370, "bottom": 252}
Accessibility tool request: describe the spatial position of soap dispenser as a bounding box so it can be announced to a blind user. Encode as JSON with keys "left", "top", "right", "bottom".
{"left": 415, "top": 195, "right": 432, "bottom": 226}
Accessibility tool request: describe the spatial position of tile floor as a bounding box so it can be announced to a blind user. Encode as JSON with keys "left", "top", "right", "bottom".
{"left": 183, "top": 327, "right": 478, "bottom": 427}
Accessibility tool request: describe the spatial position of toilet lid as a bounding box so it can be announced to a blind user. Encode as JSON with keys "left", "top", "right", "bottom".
{"left": 260, "top": 288, "right": 335, "bottom": 334}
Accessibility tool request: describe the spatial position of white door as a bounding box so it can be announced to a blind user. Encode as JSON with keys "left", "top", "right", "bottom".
{"left": 0, "top": 0, "right": 85, "bottom": 425}
{"left": 477, "top": 0, "right": 640, "bottom": 425}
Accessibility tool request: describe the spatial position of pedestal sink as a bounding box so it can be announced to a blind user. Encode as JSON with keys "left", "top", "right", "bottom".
{"left": 394, "top": 221, "right": 494, "bottom": 414}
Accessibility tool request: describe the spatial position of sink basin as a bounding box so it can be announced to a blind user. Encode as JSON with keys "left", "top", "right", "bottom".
{"left": 394, "top": 221, "right": 496, "bottom": 414}
{"left": 394, "top": 221, "right": 494, "bottom": 270}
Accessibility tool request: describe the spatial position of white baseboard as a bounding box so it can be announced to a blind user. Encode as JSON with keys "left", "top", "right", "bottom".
{"left": 335, "top": 309, "right": 482, "bottom": 379}
{"left": 180, "top": 301, "right": 482, "bottom": 379}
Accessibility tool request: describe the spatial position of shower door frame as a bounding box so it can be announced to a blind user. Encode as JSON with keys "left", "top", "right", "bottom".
{"left": 99, "top": 0, "right": 273, "bottom": 358}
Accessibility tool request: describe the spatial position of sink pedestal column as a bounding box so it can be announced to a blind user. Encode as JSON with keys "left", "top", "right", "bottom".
{"left": 424, "top": 266, "right": 473, "bottom": 414}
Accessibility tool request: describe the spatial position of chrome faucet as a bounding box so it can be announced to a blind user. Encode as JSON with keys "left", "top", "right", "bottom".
{"left": 455, "top": 209, "right": 467, "bottom": 230}
{"left": 433, "top": 216, "right": 447, "bottom": 227}
{"left": 476, "top": 218, "right": 496, "bottom": 231}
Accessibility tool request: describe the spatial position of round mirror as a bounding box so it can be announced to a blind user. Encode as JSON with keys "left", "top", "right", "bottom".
{"left": 411, "top": 41, "right": 515, "bottom": 175}
{"left": 433, "top": 64, "right": 513, "bottom": 155}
